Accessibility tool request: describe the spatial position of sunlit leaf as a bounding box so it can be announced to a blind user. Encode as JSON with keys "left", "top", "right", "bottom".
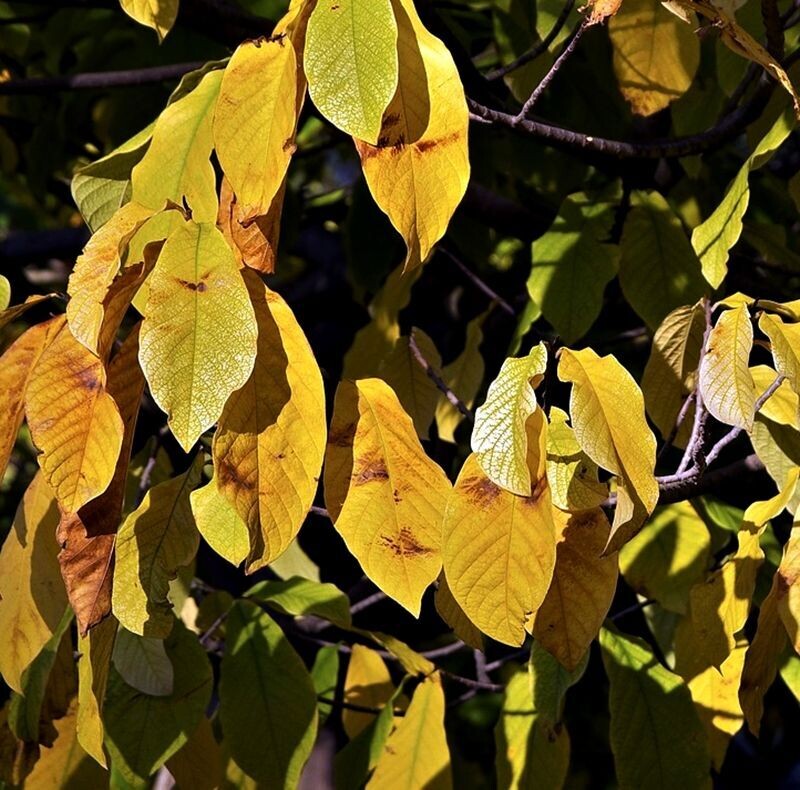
{"left": 119, "top": 0, "right": 179, "bottom": 41}
{"left": 342, "top": 644, "right": 395, "bottom": 740}
{"left": 245, "top": 576, "right": 352, "bottom": 630}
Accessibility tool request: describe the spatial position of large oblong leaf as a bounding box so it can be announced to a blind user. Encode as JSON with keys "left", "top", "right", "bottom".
{"left": 324, "top": 378, "right": 451, "bottom": 616}
{"left": 139, "top": 220, "right": 258, "bottom": 451}
{"left": 471, "top": 343, "right": 547, "bottom": 496}
{"left": 220, "top": 600, "right": 317, "bottom": 788}
{"left": 558, "top": 348, "right": 658, "bottom": 551}
{"left": 214, "top": 37, "right": 299, "bottom": 220}
{"left": 355, "top": 0, "right": 470, "bottom": 271}
{"left": 699, "top": 304, "right": 756, "bottom": 431}
{"left": 305, "top": 0, "right": 399, "bottom": 144}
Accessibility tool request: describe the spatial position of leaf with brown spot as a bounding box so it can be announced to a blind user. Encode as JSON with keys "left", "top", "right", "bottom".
{"left": 0, "top": 474, "right": 69, "bottom": 693}
{"left": 57, "top": 326, "right": 146, "bottom": 635}
{"left": 25, "top": 319, "right": 125, "bottom": 515}
{"left": 443, "top": 412, "right": 558, "bottom": 646}
{"left": 0, "top": 317, "right": 63, "bottom": 482}
{"left": 532, "top": 508, "right": 618, "bottom": 670}
{"left": 324, "top": 378, "right": 451, "bottom": 615}
{"left": 199, "top": 272, "right": 326, "bottom": 572}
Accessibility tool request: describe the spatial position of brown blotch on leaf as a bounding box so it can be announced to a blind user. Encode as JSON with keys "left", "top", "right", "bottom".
{"left": 76, "top": 367, "right": 100, "bottom": 392}
{"left": 462, "top": 475, "right": 501, "bottom": 507}
{"left": 218, "top": 459, "right": 255, "bottom": 491}
{"left": 177, "top": 278, "right": 208, "bottom": 293}
{"left": 282, "top": 138, "right": 297, "bottom": 153}
{"left": 354, "top": 460, "right": 389, "bottom": 485}
{"left": 415, "top": 132, "right": 459, "bottom": 154}
{"left": 380, "top": 526, "right": 432, "bottom": 557}
{"left": 523, "top": 475, "right": 548, "bottom": 506}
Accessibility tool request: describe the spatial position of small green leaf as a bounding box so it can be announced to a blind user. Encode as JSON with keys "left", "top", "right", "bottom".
{"left": 245, "top": 576, "right": 352, "bottom": 630}
{"left": 112, "top": 629, "right": 174, "bottom": 697}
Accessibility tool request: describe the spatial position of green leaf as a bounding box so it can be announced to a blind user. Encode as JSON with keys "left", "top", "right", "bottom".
{"left": 112, "top": 458, "right": 203, "bottom": 638}
{"left": 304, "top": 0, "right": 399, "bottom": 144}
{"left": 470, "top": 342, "right": 547, "bottom": 496}
{"left": 138, "top": 220, "right": 258, "bottom": 451}
{"left": 691, "top": 108, "right": 794, "bottom": 288}
{"left": 111, "top": 629, "right": 173, "bottom": 697}
{"left": 619, "top": 502, "right": 711, "bottom": 614}
{"left": 104, "top": 619, "right": 213, "bottom": 784}
{"left": 599, "top": 626, "right": 711, "bottom": 790}
{"left": 71, "top": 123, "right": 153, "bottom": 232}
{"left": 245, "top": 576, "right": 352, "bottom": 630}
{"left": 619, "top": 192, "right": 706, "bottom": 330}
{"left": 311, "top": 645, "right": 340, "bottom": 725}
{"left": 219, "top": 600, "right": 318, "bottom": 788}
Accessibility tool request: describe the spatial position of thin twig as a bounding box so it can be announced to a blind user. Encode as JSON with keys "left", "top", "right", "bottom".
{"left": 657, "top": 391, "right": 696, "bottom": 460}
{"left": 310, "top": 505, "right": 330, "bottom": 519}
{"left": 517, "top": 21, "right": 588, "bottom": 119}
{"left": 486, "top": 0, "right": 576, "bottom": 81}
{"left": 609, "top": 598, "right": 656, "bottom": 622}
{"left": 439, "top": 247, "right": 515, "bottom": 316}
{"left": 440, "top": 669, "right": 504, "bottom": 693}
{"left": 350, "top": 591, "right": 388, "bottom": 616}
{"left": 408, "top": 330, "right": 473, "bottom": 422}
{"left": 317, "top": 696, "right": 406, "bottom": 717}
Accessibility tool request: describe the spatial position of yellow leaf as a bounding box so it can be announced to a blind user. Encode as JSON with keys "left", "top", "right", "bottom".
{"left": 205, "top": 273, "right": 326, "bottom": 571}
{"left": 545, "top": 406, "right": 608, "bottom": 512}
{"left": 0, "top": 474, "right": 68, "bottom": 693}
{"left": 558, "top": 348, "right": 658, "bottom": 551}
{"left": 433, "top": 575, "right": 483, "bottom": 651}
{"left": 471, "top": 343, "right": 548, "bottom": 497}
{"left": 775, "top": 524, "right": 800, "bottom": 654}
{"left": 641, "top": 302, "right": 705, "bottom": 446}
{"left": 112, "top": 458, "right": 203, "bottom": 638}
{"left": 324, "top": 378, "right": 451, "bottom": 616}
{"left": 131, "top": 68, "right": 223, "bottom": 222}
{"left": 443, "top": 421, "right": 557, "bottom": 647}
{"left": 700, "top": 304, "right": 756, "bottom": 430}
{"left": 0, "top": 317, "right": 61, "bottom": 482}
{"left": 759, "top": 312, "right": 800, "bottom": 424}
{"left": 66, "top": 201, "right": 153, "bottom": 354}
{"left": 689, "top": 469, "right": 799, "bottom": 668}
{"left": 435, "top": 311, "right": 485, "bottom": 443}
{"left": 24, "top": 699, "right": 108, "bottom": 787}
{"left": 343, "top": 263, "right": 421, "bottom": 379}
{"left": 342, "top": 644, "right": 395, "bottom": 740}
{"left": 532, "top": 507, "right": 618, "bottom": 670}
{"left": 76, "top": 615, "right": 116, "bottom": 768}
{"left": 139, "top": 220, "right": 258, "bottom": 451}
{"left": 751, "top": 365, "right": 798, "bottom": 428}
{"left": 190, "top": 475, "right": 249, "bottom": 567}
{"left": 26, "top": 319, "right": 124, "bottom": 514}
{"left": 119, "top": 0, "right": 179, "bottom": 41}
{"left": 586, "top": 0, "right": 623, "bottom": 24}
{"left": 305, "top": 0, "right": 398, "bottom": 144}
{"left": 355, "top": 0, "right": 470, "bottom": 271}
{"left": 609, "top": 0, "right": 699, "bottom": 116}
{"left": 619, "top": 502, "right": 711, "bottom": 614}
{"left": 368, "top": 673, "right": 451, "bottom": 790}
{"left": 214, "top": 37, "right": 298, "bottom": 220}
{"left": 379, "top": 328, "right": 442, "bottom": 439}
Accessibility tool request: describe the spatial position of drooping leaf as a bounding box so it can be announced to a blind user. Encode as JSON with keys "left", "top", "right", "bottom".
{"left": 619, "top": 502, "right": 711, "bottom": 614}
{"left": 130, "top": 68, "right": 223, "bottom": 222}
{"left": 434, "top": 575, "right": 484, "bottom": 651}
{"left": 219, "top": 600, "right": 317, "bottom": 788}
{"left": 775, "top": 524, "right": 800, "bottom": 653}
{"left": 618, "top": 191, "right": 706, "bottom": 329}
{"left": 641, "top": 302, "right": 705, "bottom": 444}
{"left": 25, "top": 319, "right": 124, "bottom": 514}
{"left": 528, "top": 196, "right": 619, "bottom": 344}
{"left": 138, "top": 220, "right": 258, "bottom": 451}
{"left": 305, "top": 0, "right": 398, "bottom": 144}
{"left": 608, "top": 0, "right": 699, "bottom": 116}
{"left": 443, "top": 417, "right": 557, "bottom": 647}
{"left": 558, "top": 348, "right": 658, "bottom": 551}
{"left": 104, "top": 619, "right": 212, "bottom": 784}
{"left": 759, "top": 312, "right": 800, "bottom": 424}
{"left": 245, "top": 576, "right": 352, "bottom": 630}
{"left": 57, "top": 326, "right": 146, "bottom": 634}
{"left": 311, "top": 645, "right": 340, "bottom": 725}
{"left": 600, "top": 626, "right": 711, "bottom": 790}
{"left": 0, "top": 317, "right": 62, "bottom": 482}
{"left": 112, "top": 457, "right": 203, "bottom": 638}
{"left": 355, "top": 0, "right": 470, "bottom": 270}
{"left": 751, "top": 364, "right": 798, "bottom": 428}
{"left": 165, "top": 716, "right": 222, "bottom": 790}
{"left": 691, "top": 108, "right": 794, "bottom": 288}
{"left": 699, "top": 303, "right": 756, "bottom": 431}
{"left": 214, "top": 36, "right": 299, "bottom": 219}
{"left": 112, "top": 628, "right": 173, "bottom": 697}
{"left": 368, "top": 673, "right": 451, "bottom": 790}
{"left": 435, "top": 311, "right": 486, "bottom": 443}
{"left": 379, "top": 329, "right": 442, "bottom": 439}
{"left": 119, "top": 0, "right": 179, "bottom": 41}
{"left": 324, "top": 378, "right": 451, "bottom": 615}
{"left": 0, "top": 474, "right": 69, "bottom": 693}
{"left": 545, "top": 406, "right": 608, "bottom": 512}
{"left": 532, "top": 508, "right": 618, "bottom": 671}
{"left": 190, "top": 476, "right": 249, "bottom": 567}
{"left": 342, "top": 644, "right": 395, "bottom": 740}
{"left": 471, "top": 342, "right": 547, "bottom": 496}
